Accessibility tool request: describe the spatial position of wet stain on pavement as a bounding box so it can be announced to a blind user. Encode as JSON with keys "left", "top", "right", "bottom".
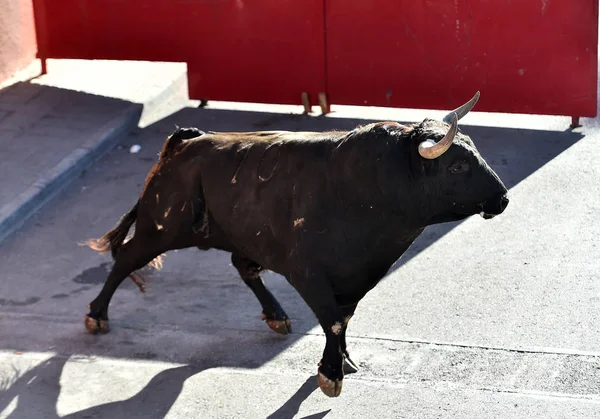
{"left": 70, "top": 286, "right": 92, "bottom": 295}
{"left": 52, "top": 286, "right": 92, "bottom": 299}
{"left": 0, "top": 297, "right": 41, "bottom": 306}
{"left": 134, "top": 351, "right": 158, "bottom": 360}
{"left": 73, "top": 263, "right": 111, "bottom": 285}
{"left": 219, "top": 283, "right": 240, "bottom": 290}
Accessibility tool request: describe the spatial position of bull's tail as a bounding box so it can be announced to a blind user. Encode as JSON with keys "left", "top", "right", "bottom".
{"left": 82, "top": 201, "right": 163, "bottom": 293}
{"left": 81, "top": 127, "right": 203, "bottom": 287}
{"left": 159, "top": 126, "right": 205, "bottom": 160}
{"left": 84, "top": 202, "right": 139, "bottom": 260}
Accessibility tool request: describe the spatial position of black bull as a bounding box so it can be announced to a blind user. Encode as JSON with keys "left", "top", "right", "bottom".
{"left": 84, "top": 92, "right": 509, "bottom": 397}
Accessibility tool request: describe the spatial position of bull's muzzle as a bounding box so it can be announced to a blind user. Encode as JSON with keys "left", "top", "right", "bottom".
{"left": 480, "top": 194, "right": 509, "bottom": 219}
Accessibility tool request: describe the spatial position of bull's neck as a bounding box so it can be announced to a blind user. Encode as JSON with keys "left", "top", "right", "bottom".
{"left": 329, "top": 154, "right": 424, "bottom": 238}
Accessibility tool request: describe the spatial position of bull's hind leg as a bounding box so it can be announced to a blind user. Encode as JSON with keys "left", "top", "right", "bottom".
{"left": 85, "top": 236, "right": 165, "bottom": 334}
{"left": 231, "top": 253, "right": 291, "bottom": 335}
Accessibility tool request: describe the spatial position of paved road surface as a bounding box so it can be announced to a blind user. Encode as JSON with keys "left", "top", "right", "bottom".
{"left": 1, "top": 104, "right": 599, "bottom": 418}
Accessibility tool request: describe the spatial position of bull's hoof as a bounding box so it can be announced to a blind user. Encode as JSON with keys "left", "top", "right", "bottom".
{"left": 266, "top": 318, "right": 292, "bottom": 335}
{"left": 85, "top": 315, "right": 109, "bottom": 334}
{"left": 343, "top": 356, "right": 359, "bottom": 374}
{"left": 317, "top": 371, "right": 343, "bottom": 397}
{"left": 261, "top": 312, "right": 292, "bottom": 335}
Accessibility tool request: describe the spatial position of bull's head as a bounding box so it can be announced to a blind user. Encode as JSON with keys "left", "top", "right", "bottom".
{"left": 412, "top": 92, "right": 509, "bottom": 223}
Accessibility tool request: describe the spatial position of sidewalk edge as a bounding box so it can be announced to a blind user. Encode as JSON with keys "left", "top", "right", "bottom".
{"left": 0, "top": 105, "right": 142, "bottom": 243}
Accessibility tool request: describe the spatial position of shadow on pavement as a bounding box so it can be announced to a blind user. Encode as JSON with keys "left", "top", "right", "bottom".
{"left": 266, "top": 375, "right": 331, "bottom": 419}
{"left": 0, "top": 356, "right": 202, "bottom": 419}
{"left": 0, "top": 100, "right": 585, "bottom": 418}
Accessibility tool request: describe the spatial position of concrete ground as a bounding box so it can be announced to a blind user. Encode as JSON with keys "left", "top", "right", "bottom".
{"left": 1, "top": 60, "right": 600, "bottom": 418}
{"left": 0, "top": 59, "right": 188, "bottom": 242}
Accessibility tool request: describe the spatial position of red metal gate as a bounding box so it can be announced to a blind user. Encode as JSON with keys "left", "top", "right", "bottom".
{"left": 32, "top": 0, "right": 327, "bottom": 106}
{"left": 325, "top": 0, "right": 598, "bottom": 117}
{"left": 31, "top": 0, "right": 598, "bottom": 118}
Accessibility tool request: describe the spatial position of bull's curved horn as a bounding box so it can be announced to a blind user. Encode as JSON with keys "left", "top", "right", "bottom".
{"left": 443, "top": 91, "right": 480, "bottom": 124}
{"left": 418, "top": 112, "right": 458, "bottom": 159}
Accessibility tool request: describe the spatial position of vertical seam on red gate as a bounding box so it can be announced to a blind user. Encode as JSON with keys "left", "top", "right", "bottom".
{"left": 322, "top": 0, "right": 329, "bottom": 99}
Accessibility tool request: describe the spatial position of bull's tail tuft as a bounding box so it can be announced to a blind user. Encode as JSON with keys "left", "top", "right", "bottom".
{"left": 82, "top": 202, "right": 139, "bottom": 260}
{"left": 160, "top": 126, "right": 205, "bottom": 160}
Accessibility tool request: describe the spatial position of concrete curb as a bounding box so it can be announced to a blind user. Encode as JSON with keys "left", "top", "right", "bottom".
{"left": 0, "top": 105, "right": 142, "bottom": 243}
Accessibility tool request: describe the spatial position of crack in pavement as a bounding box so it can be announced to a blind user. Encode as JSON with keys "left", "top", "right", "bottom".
{"left": 3, "top": 311, "right": 600, "bottom": 358}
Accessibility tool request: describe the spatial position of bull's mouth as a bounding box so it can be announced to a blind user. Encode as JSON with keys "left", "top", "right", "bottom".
{"left": 480, "top": 211, "right": 497, "bottom": 220}
{"left": 479, "top": 195, "right": 509, "bottom": 220}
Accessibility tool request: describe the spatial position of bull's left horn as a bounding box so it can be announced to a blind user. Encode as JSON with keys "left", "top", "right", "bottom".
{"left": 443, "top": 91, "right": 480, "bottom": 123}
{"left": 418, "top": 112, "right": 458, "bottom": 159}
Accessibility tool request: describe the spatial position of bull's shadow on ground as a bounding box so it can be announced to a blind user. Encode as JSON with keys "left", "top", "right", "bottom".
{"left": 0, "top": 356, "right": 202, "bottom": 419}
{"left": 0, "top": 102, "right": 583, "bottom": 418}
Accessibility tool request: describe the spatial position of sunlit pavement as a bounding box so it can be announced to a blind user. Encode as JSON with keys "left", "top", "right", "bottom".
{"left": 1, "top": 87, "right": 600, "bottom": 417}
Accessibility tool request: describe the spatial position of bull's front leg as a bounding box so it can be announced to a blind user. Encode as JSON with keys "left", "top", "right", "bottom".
{"left": 290, "top": 269, "right": 346, "bottom": 397}
{"left": 341, "top": 303, "right": 359, "bottom": 374}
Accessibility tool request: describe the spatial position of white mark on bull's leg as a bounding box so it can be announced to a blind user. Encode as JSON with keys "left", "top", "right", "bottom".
{"left": 164, "top": 207, "right": 171, "bottom": 218}
{"left": 293, "top": 217, "right": 305, "bottom": 228}
{"left": 344, "top": 315, "right": 353, "bottom": 326}
{"left": 155, "top": 194, "right": 159, "bottom": 204}
{"left": 181, "top": 201, "right": 187, "bottom": 212}
{"left": 155, "top": 222, "right": 164, "bottom": 231}
{"left": 256, "top": 231, "right": 261, "bottom": 236}
{"left": 331, "top": 322, "right": 343, "bottom": 335}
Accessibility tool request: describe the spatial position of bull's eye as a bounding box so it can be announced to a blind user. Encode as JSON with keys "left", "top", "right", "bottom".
{"left": 449, "top": 160, "right": 470, "bottom": 174}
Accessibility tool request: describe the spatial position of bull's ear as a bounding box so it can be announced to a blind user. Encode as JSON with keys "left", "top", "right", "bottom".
{"left": 407, "top": 128, "right": 429, "bottom": 174}
{"left": 418, "top": 118, "right": 433, "bottom": 127}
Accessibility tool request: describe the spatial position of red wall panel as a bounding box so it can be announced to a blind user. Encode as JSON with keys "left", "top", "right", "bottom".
{"left": 33, "top": 0, "right": 598, "bottom": 116}
{"left": 35, "top": 0, "right": 326, "bottom": 106}
{"left": 325, "top": 0, "right": 598, "bottom": 116}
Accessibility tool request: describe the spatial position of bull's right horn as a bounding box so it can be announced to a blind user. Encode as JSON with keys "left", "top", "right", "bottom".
{"left": 418, "top": 112, "right": 458, "bottom": 159}
{"left": 443, "top": 91, "right": 480, "bottom": 124}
